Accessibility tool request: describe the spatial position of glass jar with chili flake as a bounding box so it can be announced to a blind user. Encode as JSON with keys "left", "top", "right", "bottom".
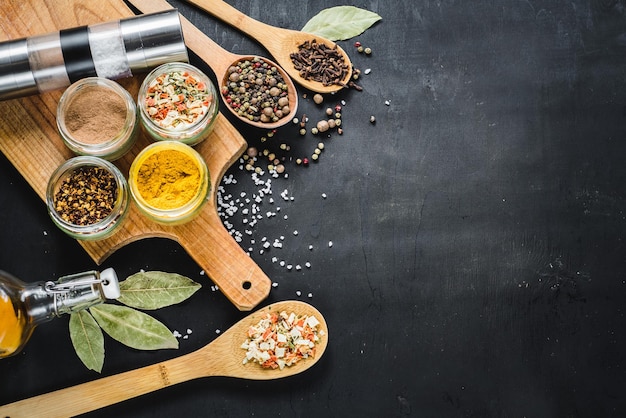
{"left": 46, "top": 156, "right": 129, "bottom": 240}
{"left": 138, "top": 62, "right": 219, "bottom": 146}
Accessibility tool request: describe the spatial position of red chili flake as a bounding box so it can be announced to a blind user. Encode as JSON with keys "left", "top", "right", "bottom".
{"left": 354, "top": 41, "right": 362, "bottom": 47}
{"left": 302, "top": 157, "right": 309, "bottom": 166}
{"left": 335, "top": 104, "right": 342, "bottom": 112}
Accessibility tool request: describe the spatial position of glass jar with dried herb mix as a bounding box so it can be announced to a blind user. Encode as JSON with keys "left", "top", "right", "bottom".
{"left": 128, "top": 141, "right": 210, "bottom": 225}
{"left": 138, "top": 62, "right": 218, "bottom": 146}
{"left": 57, "top": 78, "right": 138, "bottom": 161}
{"left": 46, "top": 156, "right": 129, "bottom": 240}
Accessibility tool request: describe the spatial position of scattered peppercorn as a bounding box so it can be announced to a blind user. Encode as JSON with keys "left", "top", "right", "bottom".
{"left": 313, "top": 94, "right": 324, "bottom": 105}
{"left": 54, "top": 166, "right": 117, "bottom": 226}
{"left": 316, "top": 120, "right": 330, "bottom": 133}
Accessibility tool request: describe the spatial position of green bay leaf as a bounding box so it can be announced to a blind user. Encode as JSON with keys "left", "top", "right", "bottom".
{"left": 90, "top": 304, "right": 178, "bottom": 351}
{"left": 301, "top": 6, "right": 382, "bottom": 41}
{"left": 117, "top": 271, "right": 201, "bottom": 310}
{"left": 69, "top": 311, "right": 105, "bottom": 373}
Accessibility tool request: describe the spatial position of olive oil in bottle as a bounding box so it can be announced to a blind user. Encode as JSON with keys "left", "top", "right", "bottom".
{"left": 0, "top": 268, "right": 119, "bottom": 358}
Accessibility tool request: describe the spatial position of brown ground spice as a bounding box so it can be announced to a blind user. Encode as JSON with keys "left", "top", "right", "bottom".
{"left": 65, "top": 86, "right": 127, "bottom": 144}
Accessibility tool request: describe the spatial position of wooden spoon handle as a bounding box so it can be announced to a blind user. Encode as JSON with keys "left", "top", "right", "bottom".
{"left": 184, "top": 0, "right": 275, "bottom": 41}
{"left": 129, "top": 0, "right": 237, "bottom": 77}
{"left": 0, "top": 353, "right": 200, "bottom": 418}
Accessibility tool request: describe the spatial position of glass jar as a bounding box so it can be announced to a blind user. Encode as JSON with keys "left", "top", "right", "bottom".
{"left": 128, "top": 141, "right": 210, "bottom": 225}
{"left": 46, "top": 156, "right": 130, "bottom": 240}
{"left": 57, "top": 77, "right": 138, "bottom": 161}
{"left": 138, "top": 62, "right": 219, "bottom": 146}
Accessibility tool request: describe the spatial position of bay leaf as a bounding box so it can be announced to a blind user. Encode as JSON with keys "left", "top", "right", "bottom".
{"left": 117, "top": 271, "right": 201, "bottom": 310}
{"left": 301, "top": 6, "right": 382, "bottom": 41}
{"left": 90, "top": 304, "right": 178, "bottom": 351}
{"left": 69, "top": 311, "right": 105, "bottom": 373}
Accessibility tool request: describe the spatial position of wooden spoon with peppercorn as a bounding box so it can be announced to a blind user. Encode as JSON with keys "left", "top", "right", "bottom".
{"left": 181, "top": 0, "right": 353, "bottom": 94}
{"left": 0, "top": 300, "right": 328, "bottom": 418}
{"left": 130, "top": 0, "right": 298, "bottom": 130}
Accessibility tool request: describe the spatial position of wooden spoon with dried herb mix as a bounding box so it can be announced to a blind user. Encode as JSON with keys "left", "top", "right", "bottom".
{"left": 0, "top": 300, "right": 328, "bottom": 418}
{"left": 182, "top": 0, "right": 353, "bottom": 93}
{"left": 131, "top": 0, "right": 298, "bottom": 130}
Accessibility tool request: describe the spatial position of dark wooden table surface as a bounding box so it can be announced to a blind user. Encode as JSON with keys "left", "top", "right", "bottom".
{"left": 2, "top": 0, "right": 626, "bottom": 416}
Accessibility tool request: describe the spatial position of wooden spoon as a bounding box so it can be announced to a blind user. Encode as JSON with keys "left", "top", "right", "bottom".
{"left": 131, "top": 0, "right": 298, "bottom": 130}
{"left": 182, "top": 0, "right": 353, "bottom": 94}
{"left": 0, "top": 300, "right": 328, "bottom": 418}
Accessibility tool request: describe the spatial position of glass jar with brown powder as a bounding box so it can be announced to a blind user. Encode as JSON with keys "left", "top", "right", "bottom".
{"left": 57, "top": 77, "right": 138, "bottom": 161}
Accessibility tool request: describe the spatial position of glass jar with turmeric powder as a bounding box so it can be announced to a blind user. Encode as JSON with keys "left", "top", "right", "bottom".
{"left": 46, "top": 156, "right": 130, "bottom": 240}
{"left": 128, "top": 141, "right": 210, "bottom": 225}
{"left": 57, "top": 77, "right": 138, "bottom": 161}
{"left": 138, "top": 62, "right": 218, "bottom": 146}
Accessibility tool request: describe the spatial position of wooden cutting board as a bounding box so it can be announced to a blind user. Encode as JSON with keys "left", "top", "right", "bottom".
{"left": 0, "top": 0, "right": 271, "bottom": 311}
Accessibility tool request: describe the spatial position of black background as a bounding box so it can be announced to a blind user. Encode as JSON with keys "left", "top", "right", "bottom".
{"left": 2, "top": 0, "right": 626, "bottom": 417}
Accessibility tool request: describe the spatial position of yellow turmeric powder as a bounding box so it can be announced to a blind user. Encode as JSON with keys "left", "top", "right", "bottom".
{"left": 135, "top": 149, "right": 201, "bottom": 210}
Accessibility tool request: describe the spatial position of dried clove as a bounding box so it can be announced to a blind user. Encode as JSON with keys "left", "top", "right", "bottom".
{"left": 290, "top": 40, "right": 349, "bottom": 87}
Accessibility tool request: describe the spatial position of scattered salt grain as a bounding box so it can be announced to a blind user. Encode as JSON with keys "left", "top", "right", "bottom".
{"left": 364, "top": 68, "right": 371, "bottom": 75}
{"left": 308, "top": 293, "right": 313, "bottom": 298}
{"left": 296, "top": 290, "right": 302, "bottom": 296}
{"left": 328, "top": 241, "right": 333, "bottom": 248}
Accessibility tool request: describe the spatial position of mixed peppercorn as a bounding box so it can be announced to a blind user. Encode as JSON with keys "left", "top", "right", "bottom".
{"left": 222, "top": 57, "right": 291, "bottom": 124}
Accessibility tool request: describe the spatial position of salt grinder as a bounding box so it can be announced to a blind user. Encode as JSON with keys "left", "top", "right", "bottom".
{"left": 0, "top": 9, "right": 189, "bottom": 101}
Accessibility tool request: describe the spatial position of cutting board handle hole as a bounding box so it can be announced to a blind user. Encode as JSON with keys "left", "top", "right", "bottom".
{"left": 242, "top": 280, "right": 252, "bottom": 290}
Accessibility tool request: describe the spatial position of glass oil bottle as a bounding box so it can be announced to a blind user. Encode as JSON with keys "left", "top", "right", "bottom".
{"left": 0, "top": 267, "right": 119, "bottom": 358}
